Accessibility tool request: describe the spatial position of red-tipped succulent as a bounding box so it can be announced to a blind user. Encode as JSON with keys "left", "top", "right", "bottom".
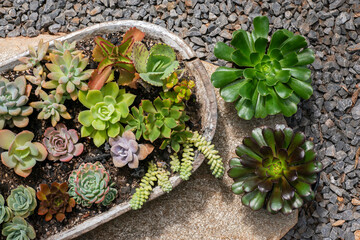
{"left": 43, "top": 124, "right": 84, "bottom": 162}
{"left": 37, "top": 182, "right": 75, "bottom": 222}
{"left": 89, "top": 27, "right": 145, "bottom": 90}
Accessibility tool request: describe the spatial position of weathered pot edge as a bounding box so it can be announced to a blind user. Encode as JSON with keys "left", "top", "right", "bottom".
{"left": 0, "top": 21, "right": 218, "bottom": 240}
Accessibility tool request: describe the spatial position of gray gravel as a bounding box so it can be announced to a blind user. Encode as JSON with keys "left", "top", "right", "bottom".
{"left": 1, "top": 0, "right": 360, "bottom": 239}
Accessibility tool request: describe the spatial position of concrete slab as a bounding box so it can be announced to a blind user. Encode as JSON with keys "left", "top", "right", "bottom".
{"left": 0, "top": 34, "right": 64, "bottom": 62}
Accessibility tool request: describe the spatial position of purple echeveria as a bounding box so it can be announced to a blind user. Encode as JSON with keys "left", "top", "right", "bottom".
{"left": 109, "top": 131, "right": 154, "bottom": 168}
{"left": 43, "top": 123, "right": 84, "bottom": 162}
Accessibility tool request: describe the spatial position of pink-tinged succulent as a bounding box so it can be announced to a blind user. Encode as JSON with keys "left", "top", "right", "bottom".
{"left": 43, "top": 124, "right": 84, "bottom": 162}
{"left": 109, "top": 131, "right": 154, "bottom": 168}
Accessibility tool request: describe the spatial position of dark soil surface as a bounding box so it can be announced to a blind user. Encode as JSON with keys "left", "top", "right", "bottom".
{"left": 0, "top": 32, "right": 201, "bottom": 239}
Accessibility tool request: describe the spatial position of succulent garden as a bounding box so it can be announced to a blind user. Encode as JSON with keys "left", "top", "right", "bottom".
{"left": 0, "top": 27, "right": 225, "bottom": 239}
{"left": 2, "top": 0, "right": 356, "bottom": 238}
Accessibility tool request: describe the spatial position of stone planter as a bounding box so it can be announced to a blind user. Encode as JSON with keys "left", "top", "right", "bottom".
{"left": 0, "top": 21, "right": 217, "bottom": 240}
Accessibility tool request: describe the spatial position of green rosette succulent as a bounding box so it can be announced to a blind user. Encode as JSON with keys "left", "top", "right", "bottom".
{"left": 211, "top": 16, "right": 315, "bottom": 120}
{"left": 68, "top": 162, "right": 118, "bottom": 207}
{"left": 1, "top": 216, "right": 36, "bottom": 240}
{"left": 13, "top": 39, "right": 48, "bottom": 71}
{"left": 0, "top": 130, "right": 47, "bottom": 178}
{"left": 30, "top": 90, "right": 71, "bottom": 127}
{"left": 25, "top": 65, "right": 46, "bottom": 96}
{"left": 78, "top": 82, "right": 136, "bottom": 147}
{"left": 124, "top": 106, "right": 147, "bottom": 140}
{"left": 228, "top": 125, "right": 322, "bottom": 214}
{"left": 0, "top": 194, "right": 13, "bottom": 224}
{"left": 7, "top": 185, "right": 37, "bottom": 218}
{"left": 43, "top": 50, "right": 93, "bottom": 100}
{"left": 132, "top": 42, "right": 180, "bottom": 87}
{"left": 0, "top": 76, "right": 33, "bottom": 130}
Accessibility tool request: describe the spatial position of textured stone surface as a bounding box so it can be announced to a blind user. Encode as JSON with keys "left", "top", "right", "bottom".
{"left": 76, "top": 61, "right": 297, "bottom": 240}
{"left": 0, "top": 34, "right": 63, "bottom": 62}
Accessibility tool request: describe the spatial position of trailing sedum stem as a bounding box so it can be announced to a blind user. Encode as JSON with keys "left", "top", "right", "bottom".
{"left": 179, "top": 141, "right": 195, "bottom": 180}
{"left": 188, "top": 131, "right": 225, "bottom": 178}
{"left": 156, "top": 163, "right": 172, "bottom": 193}
{"left": 129, "top": 162, "right": 158, "bottom": 210}
{"left": 169, "top": 152, "right": 181, "bottom": 172}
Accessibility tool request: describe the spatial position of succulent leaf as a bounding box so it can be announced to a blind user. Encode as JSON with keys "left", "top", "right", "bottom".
{"left": 132, "top": 43, "right": 180, "bottom": 87}
{"left": 211, "top": 16, "right": 315, "bottom": 120}
{"left": 228, "top": 125, "right": 322, "bottom": 214}
{"left": 0, "top": 76, "right": 33, "bottom": 129}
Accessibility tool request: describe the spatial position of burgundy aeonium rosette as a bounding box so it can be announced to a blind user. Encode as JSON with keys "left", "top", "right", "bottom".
{"left": 43, "top": 123, "right": 84, "bottom": 162}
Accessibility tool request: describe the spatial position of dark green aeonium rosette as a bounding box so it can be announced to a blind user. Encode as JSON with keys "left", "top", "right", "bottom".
{"left": 211, "top": 16, "right": 315, "bottom": 120}
{"left": 228, "top": 125, "right": 322, "bottom": 214}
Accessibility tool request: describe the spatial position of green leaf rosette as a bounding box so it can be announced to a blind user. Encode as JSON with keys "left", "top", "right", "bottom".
{"left": 211, "top": 16, "right": 315, "bottom": 120}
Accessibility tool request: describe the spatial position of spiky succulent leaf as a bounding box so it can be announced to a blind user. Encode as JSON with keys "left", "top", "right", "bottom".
{"left": 68, "top": 162, "right": 117, "bottom": 207}
{"left": 228, "top": 125, "right": 322, "bottom": 214}
{"left": 211, "top": 16, "right": 315, "bottom": 120}
{"left": 0, "top": 130, "right": 47, "bottom": 178}
{"left": 0, "top": 76, "right": 33, "bottom": 129}
{"left": 78, "top": 82, "right": 136, "bottom": 147}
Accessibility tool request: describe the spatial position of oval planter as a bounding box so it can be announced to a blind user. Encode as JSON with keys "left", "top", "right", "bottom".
{"left": 0, "top": 21, "right": 217, "bottom": 240}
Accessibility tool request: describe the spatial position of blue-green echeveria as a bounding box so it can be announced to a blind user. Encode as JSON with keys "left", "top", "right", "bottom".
{"left": 0, "top": 194, "right": 12, "bottom": 224}
{"left": 0, "top": 76, "right": 33, "bottom": 129}
{"left": 6, "top": 185, "right": 37, "bottom": 218}
{"left": 1, "top": 216, "right": 36, "bottom": 240}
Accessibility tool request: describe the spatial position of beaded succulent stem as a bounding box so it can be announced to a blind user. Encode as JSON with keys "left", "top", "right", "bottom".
{"left": 179, "top": 141, "right": 195, "bottom": 180}
{"left": 169, "top": 152, "right": 180, "bottom": 172}
{"left": 188, "top": 131, "right": 225, "bottom": 178}
{"left": 129, "top": 162, "right": 158, "bottom": 210}
{"left": 156, "top": 164, "right": 172, "bottom": 193}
